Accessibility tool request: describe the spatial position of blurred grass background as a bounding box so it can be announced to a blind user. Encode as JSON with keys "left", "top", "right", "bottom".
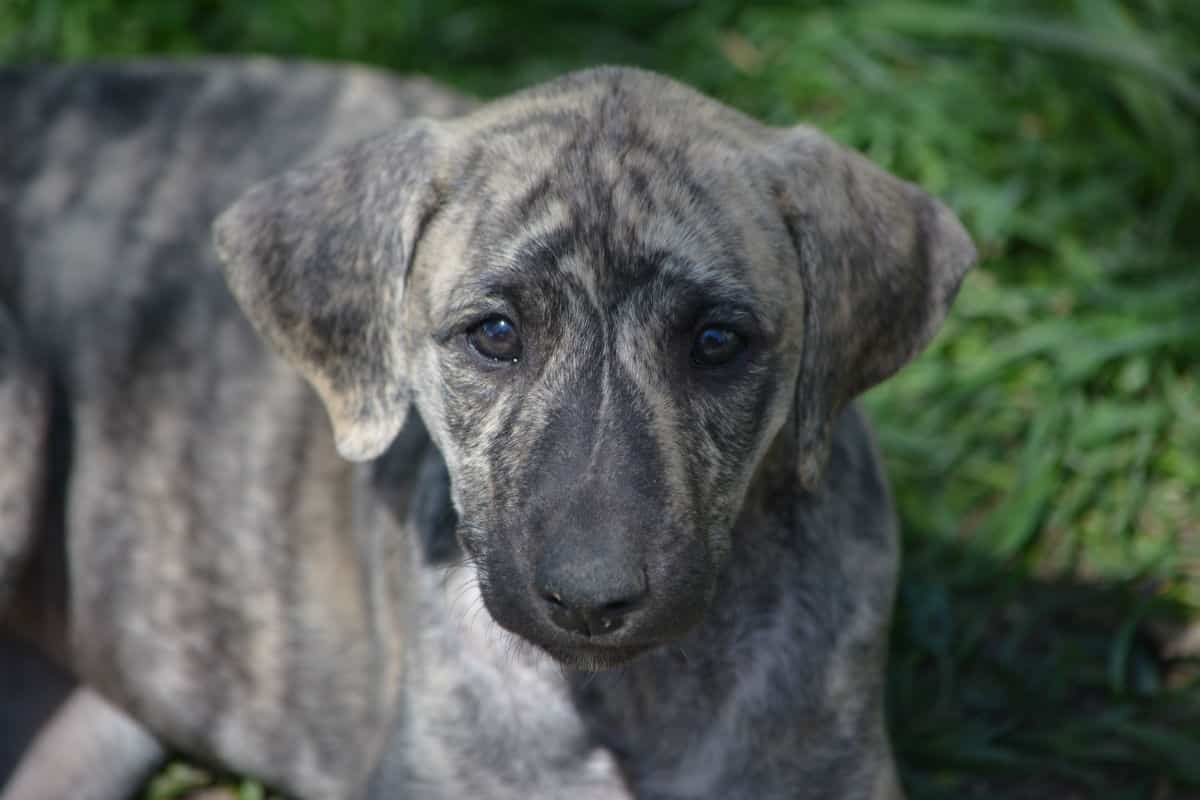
{"left": 3, "top": 0, "right": 1199, "bottom": 797}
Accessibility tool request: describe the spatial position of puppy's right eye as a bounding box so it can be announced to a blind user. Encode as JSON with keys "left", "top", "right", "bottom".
{"left": 691, "top": 325, "right": 745, "bottom": 368}
{"left": 467, "top": 316, "right": 522, "bottom": 363}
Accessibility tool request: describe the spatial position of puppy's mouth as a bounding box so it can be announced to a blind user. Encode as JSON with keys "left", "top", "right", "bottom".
{"left": 536, "top": 639, "right": 656, "bottom": 671}
{"left": 481, "top": 589, "right": 664, "bottom": 669}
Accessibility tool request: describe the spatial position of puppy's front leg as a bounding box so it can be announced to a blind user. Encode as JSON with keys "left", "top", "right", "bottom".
{"left": 1, "top": 687, "right": 164, "bottom": 800}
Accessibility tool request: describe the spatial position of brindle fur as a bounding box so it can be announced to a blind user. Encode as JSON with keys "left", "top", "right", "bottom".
{"left": 1, "top": 60, "right": 974, "bottom": 799}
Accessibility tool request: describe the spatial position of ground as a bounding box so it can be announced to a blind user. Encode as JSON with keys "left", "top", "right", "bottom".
{"left": 2, "top": 1, "right": 1198, "bottom": 797}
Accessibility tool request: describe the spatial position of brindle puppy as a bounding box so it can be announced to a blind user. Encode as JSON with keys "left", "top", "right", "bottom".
{"left": 1, "top": 60, "right": 974, "bottom": 799}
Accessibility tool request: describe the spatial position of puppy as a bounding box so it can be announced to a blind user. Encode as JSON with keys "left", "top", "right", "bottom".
{"left": 1, "top": 60, "right": 974, "bottom": 799}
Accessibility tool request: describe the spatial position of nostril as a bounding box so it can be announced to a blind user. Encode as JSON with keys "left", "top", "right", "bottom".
{"left": 540, "top": 588, "right": 591, "bottom": 636}
{"left": 599, "top": 595, "right": 643, "bottom": 617}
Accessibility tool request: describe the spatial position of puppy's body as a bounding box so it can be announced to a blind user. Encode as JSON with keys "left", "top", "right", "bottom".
{"left": 0, "top": 60, "right": 465, "bottom": 797}
{"left": 1, "top": 60, "right": 973, "bottom": 799}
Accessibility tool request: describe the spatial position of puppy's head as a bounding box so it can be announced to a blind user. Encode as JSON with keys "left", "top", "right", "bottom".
{"left": 215, "top": 68, "right": 974, "bottom": 669}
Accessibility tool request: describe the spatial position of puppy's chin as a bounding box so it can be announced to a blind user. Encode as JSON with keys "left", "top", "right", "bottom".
{"left": 535, "top": 640, "right": 657, "bottom": 672}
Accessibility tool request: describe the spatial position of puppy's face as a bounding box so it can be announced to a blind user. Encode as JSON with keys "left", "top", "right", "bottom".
{"left": 402, "top": 125, "right": 804, "bottom": 666}
{"left": 216, "top": 67, "right": 974, "bottom": 670}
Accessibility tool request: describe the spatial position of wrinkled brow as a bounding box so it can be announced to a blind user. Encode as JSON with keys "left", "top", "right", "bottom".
{"left": 439, "top": 224, "right": 768, "bottom": 323}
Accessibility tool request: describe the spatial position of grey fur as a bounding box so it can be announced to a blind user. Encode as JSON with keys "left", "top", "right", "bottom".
{"left": 1, "top": 59, "right": 974, "bottom": 799}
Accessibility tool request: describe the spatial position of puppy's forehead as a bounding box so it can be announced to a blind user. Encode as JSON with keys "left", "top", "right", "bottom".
{"left": 429, "top": 68, "right": 798, "bottom": 322}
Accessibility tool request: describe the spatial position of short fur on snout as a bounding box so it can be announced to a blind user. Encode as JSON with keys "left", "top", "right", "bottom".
{"left": 216, "top": 66, "right": 975, "bottom": 669}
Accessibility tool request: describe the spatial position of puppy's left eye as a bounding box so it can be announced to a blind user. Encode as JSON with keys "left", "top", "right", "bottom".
{"left": 691, "top": 326, "right": 745, "bottom": 368}
{"left": 467, "top": 316, "right": 522, "bottom": 363}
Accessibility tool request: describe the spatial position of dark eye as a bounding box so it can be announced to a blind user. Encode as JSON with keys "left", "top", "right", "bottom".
{"left": 691, "top": 326, "right": 745, "bottom": 368}
{"left": 467, "top": 316, "right": 522, "bottom": 363}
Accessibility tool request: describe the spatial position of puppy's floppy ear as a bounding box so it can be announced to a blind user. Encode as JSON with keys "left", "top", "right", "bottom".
{"left": 214, "top": 122, "right": 448, "bottom": 461}
{"left": 768, "top": 126, "right": 976, "bottom": 489}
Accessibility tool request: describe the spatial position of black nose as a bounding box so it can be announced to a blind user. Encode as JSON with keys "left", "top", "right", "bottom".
{"left": 537, "top": 570, "right": 647, "bottom": 637}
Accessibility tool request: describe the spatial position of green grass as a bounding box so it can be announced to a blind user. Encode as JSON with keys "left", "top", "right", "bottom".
{"left": 4, "top": 1, "right": 1198, "bottom": 797}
